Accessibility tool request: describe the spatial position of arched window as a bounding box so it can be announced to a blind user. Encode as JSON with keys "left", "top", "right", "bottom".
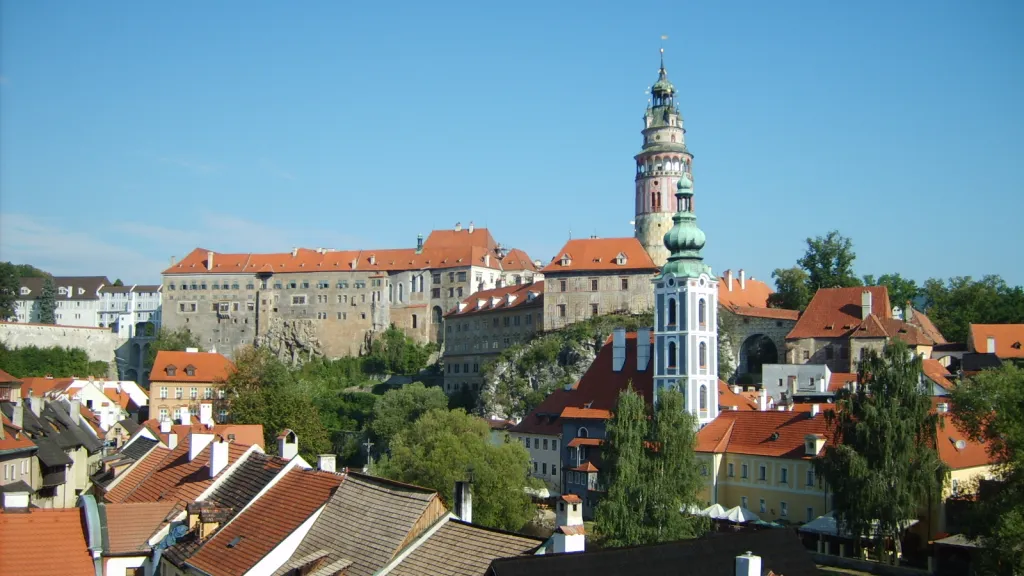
{"left": 699, "top": 298, "right": 707, "bottom": 327}
{"left": 667, "top": 298, "right": 677, "bottom": 326}
{"left": 398, "top": 282, "right": 404, "bottom": 302}
{"left": 668, "top": 341, "right": 677, "bottom": 368}
{"left": 699, "top": 342, "right": 707, "bottom": 368}
{"left": 577, "top": 427, "right": 589, "bottom": 438}
{"left": 699, "top": 384, "right": 707, "bottom": 410}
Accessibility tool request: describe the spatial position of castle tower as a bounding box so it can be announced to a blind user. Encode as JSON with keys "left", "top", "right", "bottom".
{"left": 634, "top": 49, "right": 694, "bottom": 267}
{"left": 652, "top": 172, "right": 718, "bottom": 427}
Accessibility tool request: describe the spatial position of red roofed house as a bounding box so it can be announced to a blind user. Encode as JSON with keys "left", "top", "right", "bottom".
{"left": 443, "top": 282, "right": 544, "bottom": 395}
{"left": 716, "top": 269, "right": 800, "bottom": 382}
{"left": 968, "top": 323, "right": 1024, "bottom": 360}
{"left": 540, "top": 237, "right": 659, "bottom": 332}
{"left": 149, "top": 349, "right": 235, "bottom": 425}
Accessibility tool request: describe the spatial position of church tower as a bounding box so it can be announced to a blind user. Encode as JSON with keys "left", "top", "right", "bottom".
{"left": 652, "top": 172, "right": 718, "bottom": 427}
{"left": 634, "top": 49, "right": 694, "bottom": 267}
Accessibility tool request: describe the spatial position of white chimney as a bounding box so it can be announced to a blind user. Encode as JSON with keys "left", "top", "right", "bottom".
{"left": 987, "top": 336, "right": 996, "bottom": 354}
{"left": 553, "top": 495, "right": 585, "bottom": 553}
{"left": 167, "top": 432, "right": 178, "bottom": 450}
{"left": 185, "top": 347, "right": 199, "bottom": 353}
{"left": 454, "top": 480, "right": 472, "bottom": 523}
{"left": 810, "top": 404, "right": 820, "bottom": 418}
{"left": 731, "top": 385, "right": 742, "bottom": 394}
{"left": 861, "top": 290, "right": 873, "bottom": 320}
{"left": 484, "top": 254, "right": 490, "bottom": 267}
{"left": 455, "top": 222, "right": 462, "bottom": 232}
{"left": 318, "top": 454, "right": 337, "bottom": 473}
{"left": 13, "top": 403, "right": 23, "bottom": 429}
{"left": 209, "top": 439, "right": 229, "bottom": 478}
{"left": 937, "top": 402, "right": 949, "bottom": 413}
{"left": 724, "top": 269, "right": 733, "bottom": 292}
{"left": 277, "top": 430, "right": 298, "bottom": 460}
{"left": 612, "top": 328, "right": 626, "bottom": 372}
{"left": 758, "top": 390, "right": 768, "bottom": 411}
{"left": 736, "top": 552, "right": 762, "bottom": 576}
{"left": 69, "top": 400, "right": 81, "bottom": 425}
{"left": 291, "top": 247, "right": 298, "bottom": 257}
{"left": 468, "top": 221, "right": 475, "bottom": 233}
{"left": 189, "top": 431, "right": 215, "bottom": 461}
{"left": 199, "top": 403, "right": 213, "bottom": 427}
{"left": 636, "top": 328, "right": 651, "bottom": 372}
{"left": 739, "top": 269, "right": 746, "bottom": 290}
{"left": 160, "top": 419, "right": 172, "bottom": 433}
{"left": 206, "top": 251, "right": 214, "bottom": 270}
{"left": 178, "top": 407, "right": 190, "bottom": 425}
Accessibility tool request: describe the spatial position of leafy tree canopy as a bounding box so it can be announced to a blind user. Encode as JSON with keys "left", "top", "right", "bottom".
{"left": 767, "top": 266, "right": 812, "bottom": 311}
{"left": 37, "top": 277, "right": 57, "bottom": 325}
{"left": 10, "top": 264, "right": 50, "bottom": 278}
{"left": 147, "top": 327, "right": 201, "bottom": 367}
{"left": 920, "top": 275, "right": 1024, "bottom": 344}
{"left": 596, "top": 385, "right": 707, "bottom": 547}
{"left": 950, "top": 363, "right": 1024, "bottom": 575}
{"left": 798, "top": 230, "right": 861, "bottom": 292}
{"left": 367, "top": 382, "right": 449, "bottom": 450}
{"left": 0, "top": 262, "right": 19, "bottom": 321}
{"left": 113, "top": 278, "right": 124, "bottom": 286}
{"left": 814, "top": 341, "right": 944, "bottom": 560}
{"left": 376, "top": 408, "right": 538, "bottom": 531}
{"left": 0, "top": 342, "right": 109, "bottom": 378}
{"left": 863, "top": 273, "right": 920, "bottom": 313}
{"left": 363, "top": 326, "right": 434, "bottom": 376}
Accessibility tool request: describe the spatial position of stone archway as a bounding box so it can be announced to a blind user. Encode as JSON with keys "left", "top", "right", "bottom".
{"left": 739, "top": 334, "right": 779, "bottom": 378}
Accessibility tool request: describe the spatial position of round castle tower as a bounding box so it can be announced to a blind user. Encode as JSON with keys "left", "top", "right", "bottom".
{"left": 634, "top": 49, "right": 694, "bottom": 267}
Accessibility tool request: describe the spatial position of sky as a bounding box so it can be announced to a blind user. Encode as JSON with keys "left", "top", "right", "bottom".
{"left": 1, "top": 0, "right": 1022, "bottom": 286}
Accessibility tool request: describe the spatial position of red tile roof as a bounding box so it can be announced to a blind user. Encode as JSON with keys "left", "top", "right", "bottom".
{"left": 104, "top": 501, "right": 179, "bottom": 554}
{"left": 726, "top": 305, "right": 800, "bottom": 321}
{"left": 717, "top": 274, "right": 774, "bottom": 308}
{"left": 19, "top": 376, "right": 73, "bottom": 398}
{"left": 0, "top": 369, "right": 19, "bottom": 384}
{"left": 570, "top": 462, "right": 599, "bottom": 473}
{"left": 907, "top": 308, "right": 946, "bottom": 344}
{"left": 936, "top": 415, "right": 995, "bottom": 470}
{"left": 969, "top": 324, "right": 1024, "bottom": 358}
{"left": 922, "top": 359, "right": 955, "bottom": 392}
{"left": 141, "top": 419, "right": 265, "bottom": 449}
{"left": 0, "top": 413, "right": 36, "bottom": 452}
{"left": 540, "top": 238, "right": 659, "bottom": 273}
{"left": 560, "top": 407, "right": 614, "bottom": 420}
{"left": 509, "top": 387, "right": 576, "bottom": 436}
{"left": 557, "top": 525, "right": 586, "bottom": 536}
{"left": 186, "top": 468, "right": 345, "bottom": 576}
{"left": 445, "top": 282, "right": 544, "bottom": 318}
{"left": 104, "top": 388, "right": 135, "bottom": 411}
{"left": 851, "top": 316, "right": 934, "bottom": 346}
{"left": 0, "top": 508, "right": 94, "bottom": 576}
{"left": 421, "top": 227, "right": 498, "bottom": 251}
{"left": 151, "top": 350, "right": 236, "bottom": 384}
{"left": 499, "top": 248, "right": 538, "bottom": 272}
{"left": 696, "top": 411, "right": 832, "bottom": 458}
{"left": 560, "top": 494, "right": 581, "bottom": 503}
{"left": 827, "top": 373, "right": 858, "bottom": 392}
{"left": 717, "top": 381, "right": 759, "bottom": 411}
{"left": 787, "top": 286, "right": 892, "bottom": 340}
{"left": 567, "top": 437, "right": 603, "bottom": 448}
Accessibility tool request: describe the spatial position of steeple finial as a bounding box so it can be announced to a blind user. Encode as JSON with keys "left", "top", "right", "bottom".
{"left": 660, "top": 47, "right": 665, "bottom": 76}
{"left": 659, "top": 173, "right": 711, "bottom": 278}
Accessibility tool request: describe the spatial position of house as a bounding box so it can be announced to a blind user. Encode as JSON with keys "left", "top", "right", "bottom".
{"left": 13, "top": 275, "right": 110, "bottom": 326}
{"left": 443, "top": 282, "right": 544, "bottom": 395}
{"left": 716, "top": 269, "right": 799, "bottom": 381}
{"left": 0, "top": 412, "right": 37, "bottom": 492}
{"left": 149, "top": 349, "right": 235, "bottom": 424}
{"left": 0, "top": 368, "right": 21, "bottom": 403}
{"left": 539, "top": 237, "right": 659, "bottom": 332}
{"left": 0, "top": 505, "right": 95, "bottom": 575}
{"left": 967, "top": 323, "right": 1024, "bottom": 360}
{"left": 381, "top": 516, "right": 544, "bottom": 575}
{"left": 508, "top": 387, "right": 573, "bottom": 493}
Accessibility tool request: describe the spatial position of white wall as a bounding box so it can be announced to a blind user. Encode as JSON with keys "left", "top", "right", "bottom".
{"left": 762, "top": 364, "right": 832, "bottom": 403}
{"left": 105, "top": 555, "right": 147, "bottom": 576}
{"left": 511, "top": 432, "right": 561, "bottom": 491}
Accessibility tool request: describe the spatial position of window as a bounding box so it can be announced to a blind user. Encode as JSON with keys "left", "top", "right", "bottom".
{"left": 431, "top": 288, "right": 440, "bottom": 298}
{"left": 780, "top": 467, "right": 788, "bottom": 484}
{"left": 591, "top": 303, "right": 598, "bottom": 315}
{"left": 780, "top": 502, "right": 788, "bottom": 517}
{"left": 432, "top": 274, "right": 441, "bottom": 284}
{"left": 542, "top": 463, "right": 547, "bottom": 474}
{"left": 728, "top": 463, "right": 734, "bottom": 477}
{"left": 457, "top": 272, "right": 467, "bottom": 282}
{"left": 559, "top": 280, "right": 567, "bottom": 292}
{"left": 533, "top": 462, "right": 538, "bottom": 473}
{"left": 698, "top": 298, "right": 706, "bottom": 326}
{"left": 590, "top": 279, "right": 599, "bottom": 291}
{"left": 525, "top": 314, "right": 532, "bottom": 325}
{"left": 204, "top": 388, "right": 213, "bottom": 400}
{"left": 759, "top": 499, "right": 767, "bottom": 513}
{"left": 621, "top": 278, "right": 629, "bottom": 290}
{"left": 185, "top": 365, "right": 196, "bottom": 377}
{"left": 759, "top": 465, "right": 767, "bottom": 481}
{"left": 159, "top": 407, "right": 169, "bottom": 421}
{"left": 825, "top": 346, "right": 834, "bottom": 360}
{"left": 741, "top": 464, "right": 748, "bottom": 479}
{"left": 806, "top": 507, "right": 814, "bottom": 522}
{"left": 553, "top": 440, "right": 558, "bottom": 451}
{"left": 218, "top": 409, "right": 228, "bottom": 423}
{"left": 190, "top": 387, "right": 198, "bottom": 400}
{"left": 543, "top": 439, "right": 548, "bottom": 449}
{"left": 803, "top": 350, "right": 810, "bottom": 361}
{"left": 667, "top": 298, "right": 676, "bottom": 326}
{"left": 175, "top": 387, "right": 183, "bottom": 399}
{"left": 159, "top": 387, "right": 168, "bottom": 399}
{"left": 412, "top": 314, "right": 418, "bottom": 329}
{"left": 741, "top": 496, "right": 748, "bottom": 509}
{"left": 557, "top": 304, "right": 566, "bottom": 318}
{"left": 667, "top": 341, "right": 677, "bottom": 368}
{"left": 699, "top": 385, "right": 707, "bottom": 410}
{"left": 292, "top": 295, "right": 307, "bottom": 305}
{"left": 699, "top": 342, "right": 707, "bottom": 368}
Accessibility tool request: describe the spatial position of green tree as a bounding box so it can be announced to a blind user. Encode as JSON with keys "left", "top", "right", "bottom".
{"left": 921, "top": 276, "right": 1024, "bottom": 344}
{"left": 767, "top": 266, "right": 812, "bottom": 310}
{"left": 10, "top": 264, "right": 50, "bottom": 278}
{"left": 815, "top": 341, "right": 944, "bottom": 561}
{"left": 37, "top": 277, "right": 57, "bottom": 324}
{"left": 597, "top": 385, "right": 707, "bottom": 547}
{"left": 367, "top": 382, "right": 449, "bottom": 450}
{"left": 0, "top": 343, "right": 109, "bottom": 377}
{"left": 950, "top": 363, "right": 1024, "bottom": 575}
{"left": 376, "top": 408, "right": 537, "bottom": 531}
{"left": 717, "top": 309, "right": 739, "bottom": 380}
{"left": 113, "top": 278, "right": 124, "bottom": 286}
{"left": 863, "top": 273, "right": 920, "bottom": 313}
{"left": 364, "top": 326, "right": 433, "bottom": 376}
{"left": 797, "top": 230, "right": 861, "bottom": 292}
{"left": 147, "top": 327, "right": 201, "bottom": 367}
{"left": 0, "top": 262, "right": 19, "bottom": 320}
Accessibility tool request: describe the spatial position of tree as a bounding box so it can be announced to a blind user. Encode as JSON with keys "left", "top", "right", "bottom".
{"left": 950, "top": 363, "right": 1024, "bottom": 575}
{"left": 37, "top": 277, "right": 57, "bottom": 324}
{"left": 863, "top": 273, "right": 920, "bottom": 313}
{"left": 364, "top": 326, "right": 433, "bottom": 376}
{"left": 377, "top": 408, "right": 537, "bottom": 531}
{"left": 815, "top": 341, "right": 944, "bottom": 561}
{"left": 767, "top": 267, "right": 812, "bottom": 310}
{"left": 147, "top": 327, "right": 201, "bottom": 367}
{"left": 0, "top": 262, "right": 19, "bottom": 320}
{"left": 920, "top": 276, "right": 1024, "bottom": 344}
{"left": 597, "top": 385, "right": 707, "bottom": 547}
{"left": 0, "top": 343, "right": 109, "bottom": 378}
{"left": 717, "top": 309, "right": 739, "bottom": 381}
{"left": 367, "top": 383, "right": 449, "bottom": 450}
{"left": 113, "top": 278, "right": 124, "bottom": 286}
{"left": 797, "top": 230, "right": 861, "bottom": 292}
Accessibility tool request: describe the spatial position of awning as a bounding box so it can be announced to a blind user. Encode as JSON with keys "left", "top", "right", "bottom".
{"left": 799, "top": 511, "right": 919, "bottom": 539}
{"left": 567, "top": 437, "right": 603, "bottom": 448}
{"left": 723, "top": 505, "right": 761, "bottom": 524}
{"left": 700, "top": 503, "right": 729, "bottom": 520}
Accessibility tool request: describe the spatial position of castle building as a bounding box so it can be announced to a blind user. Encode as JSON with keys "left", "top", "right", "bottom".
{"left": 652, "top": 172, "right": 719, "bottom": 427}
{"left": 634, "top": 50, "right": 694, "bottom": 267}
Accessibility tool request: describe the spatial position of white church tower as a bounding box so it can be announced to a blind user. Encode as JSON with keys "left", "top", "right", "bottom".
{"left": 652, "top": 172, "right": 719, "bottom": 427}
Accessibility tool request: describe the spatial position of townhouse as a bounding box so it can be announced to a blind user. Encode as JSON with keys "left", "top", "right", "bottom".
{"left": 149, "top": 349, "right": 235, "bottom": 424}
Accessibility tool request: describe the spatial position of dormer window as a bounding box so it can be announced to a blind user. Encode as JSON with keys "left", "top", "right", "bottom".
{"left": 165, "top": 365, "right": 177, "bottom": 377}
{"left": 185, "top": 365, "right": 196, "bottom": 377}
{"left": 615, "top": 252, "right": 628, "bottom": 266}
{"left": 559, "top": 254, "right": 572, "bottom": 267}
{"left": 59, "top": 287, "right": 68, "bottom": 295}
{"left": 19, "top": 287, "right": 30, "bottom": 296}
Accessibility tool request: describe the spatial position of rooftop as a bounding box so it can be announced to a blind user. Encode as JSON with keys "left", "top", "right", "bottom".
{"left": 787, "top": 286, "right": 892, "bottom": 340}
{"left": 151, "top": 350, "right": 236, "bottom": 383}
{"left": 0, "top": 508, "right": 94, "bottom": 576}
{"left": 446, "top": 282, "right": 544, "bottom": 318}
{"left": 389, "top": 518, "right": 543, "bottom": 576}
{"left": 696, "top": 410, "right": 832, "bottom": 458}
{"left": 103, "top": 501, "right": 179, "bottom": 554}
{"left": 969, "top": 324, "right": 1024, "bottom": 358}
{"left": 540, "top": 237, "right": 658, "bottom": 274}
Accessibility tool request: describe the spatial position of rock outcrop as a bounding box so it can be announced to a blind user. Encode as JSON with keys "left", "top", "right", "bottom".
{"left": 255, "top": 317, "right": 323, "bottom": 365}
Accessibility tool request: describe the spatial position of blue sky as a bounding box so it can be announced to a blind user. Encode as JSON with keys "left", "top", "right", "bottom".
{"left": 1, "top": 0, "right": 1022, "bottom": 286}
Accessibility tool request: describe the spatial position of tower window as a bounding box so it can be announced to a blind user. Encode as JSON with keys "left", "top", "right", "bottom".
{"left": 699, "top": 342, "right": 707, "bottom": 369}
{"left": 668, "top": 341, "right": 677, "bottom": 368}
{"left": 699, "top": 298, "right": 707, "bottom": 327}
{"left": 699, "top": 384, "right": 707, "bottom": 411}
{"left": 667, "top": 298, "right": 676, "bottom": 327}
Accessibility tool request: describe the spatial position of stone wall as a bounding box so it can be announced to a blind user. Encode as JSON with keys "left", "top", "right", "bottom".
{"left": 443, "top": 303, "right": 542, "bottom": 394}
{"left": 722, "top": 311, "right": 797, "bottom": 380}
{"left": 0, "top": 322, "right": 123, "bottom": 378}
{"left": 542, "top": 271, "right": 655, "bottom": 332}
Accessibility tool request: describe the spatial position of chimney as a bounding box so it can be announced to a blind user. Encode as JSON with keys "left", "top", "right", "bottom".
{"left": 178, "top": 407, "right": 190, "bottom": 425}
{"left": 861, "top": 290, "right": 873, "bottom": 320}
{"left": 206, "top": 251, "right": 214, "bottom": 270}
{"left": 636, "top": 328, "right": 651, "bottom": 371}
{"left": 369, "top": 254, "right": 376, "bottom": 266}
{"left": 987, "top": 336, "right": 996, "bottom": 354}
{"left": 416, "top": 234, "right": 424, "bottom": 252}
{"left": 731, "top": 385, "right": 742, "bottom": 394}
{"left": 553, "top": 495, "right": 585, "bottom": 553}
{"left": 189, "top": 431, "right": 215, "bottom": 461}
{"left": 905, "top": 302, "right": 914, "bottom": 322}
{"left": 199, "top": 403, "right": 213, "bottom": 427}
{"left": 468, "top": 221, "right": 475, "bottom": 234}
{"left": 318, "top": 454, "right": 337, "bottom": 473}
{"left": 454, "top": 480, "right": 472, "bottom": 523}
{"left": 13, "top": 403, "right": 24, "bottom": 429}
{"left": 277, "top": 430, "right": 298, "bottom": 460}
{"left": 69, "top": 400, "right": 81, "bottom": 425}
{"left": 291, "top": 247, "right": 298, "bottom": 257}
{"left": 937, "top": 402, "right": 949, "bottom": 413}
{"left": 612, "top": 328, "right": 626, "bottom": 372}
{"left": 738, "top": 269, "right": 746, "bottom": 290}
{"left": 160, "top": 419, "right": 172, "bottom": 433}
{"left": 209, "top": 439, "right": 229, "bottom": 478}
{"left": 455, "top": 222, "right": 462, "bottom": 232}
{"left": 724, "top": 269, "right": 733, "bottom": 292}
{"left": 484, "top": 254, "right": 490, "bottom": 267}
{"left": 170, "top": 256, "right": 176, "bottom": 266}
{"left": 735, "top": 552, "right": 762, "bottom": 576}
{"left": 168, "top": 432, "right": 178, "bottom": 450}
{"left": 810, "top": 404, "right": 820, "bottom": 418}
{"left": 758, "top": 390, "right": 768, "bottom": 411}
{"left": 185, "top": 347, "right": 199, "bottom": 353}
{"left": 28, "top": 397, "right": 42, "bottom": 417}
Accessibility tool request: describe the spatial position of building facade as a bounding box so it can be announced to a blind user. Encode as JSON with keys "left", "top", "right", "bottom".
{"left": 634, "top": 50, "right": 694, "bottom": 267}
{"left": 540, "top": 237, "right": 658, "bottom": 332}
{"left": 148, "top": 349, "right": 235, "bottom": 424}
{"left": 442, "top": 282, "right": 544, "bottom": 394}
{"left": 13, "top": 276, "right": 110, "bottom": 327}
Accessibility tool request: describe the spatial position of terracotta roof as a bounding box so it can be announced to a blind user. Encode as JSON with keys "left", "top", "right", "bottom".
{"left": 0, "top": 369, "right": 19, "bottom": 384}
{"left": 77, "top": 405, "right": 104, "bottom": 435}
{"left": 567, "top": 437, "right": 603, "bottom": 448}
{"left": 969, "top": 324, "right": 1024, "bottom": 358}
{"left": 388, "top": 519, "right": 543, "bottom": 576}
{"left": 725, "top": 305, "right": 800, "bottom": 321}
{"left": 187, "top": 468, "right": 345, "bottom": 576}
{"left": 717, "top": 381, "right": 758, "bottom": 411}
{"left": 922, "top": 359, "right": 955, "bottom": 391}
{"left": 560, "top": 407, "right": 613, "bottom": 420}
{"left": 850, "top": 316, "right": 934, "bottom": 346}
{"left": 19, "top": 376, "right": 74, "bottom": 398}
{"left": 104, "top": 388, "right": 134, "bottom": 411}
{"left": 446, "top": 282, "right": 544, "bottom": 318}
{"left": 151, "top": 350, "right": 236, "bottom": 384}
{"left": 0, "top": 413, "right": 37, "bottom": 452}
{"left": 540, "top": 237, "right": 659, "bottom": 273}
{"left": 0, "top": 508, "right": 94, "bottom": 576}
{"left": 141, "top": 419, "right": 265, "bottom": 449}
{"left": 104, "top": 501, "right": 179, "bottom": 554}
{"left": 570, "top": 461, "right": 599, "bottom": 472}
{"left": 509, "top": 388, "right": 575, "bottom": 436}
{"left": 907, "top": 307, "right": 946, "bottom": 344}
{"left": 422, "top": 227, "right": 498, "bottom": 251}
{"left": 827, "top": 373, "right": 858, "bottom": 392}
{"left": 499, "top": 248, "right": 537, "bottom": 272}
{"left": 787, "top": 286, "right": 892, "bottom": 340}
{"left": 717, "top": 274, "right": 774, "bottom": 308}
{"left": 560, "top": 494, "right": 581, "bottom": 503}
{"left": 696, "top": 411, "right": 832, "bottom": 458}
{"left": 557, "top": 525, "right": 586, "bottom": 536}
{"left": 936, "top": 414, "right": 995, "bottom": 470}
{"left": 562, "top": 332, "right": 655, "bottom": 414}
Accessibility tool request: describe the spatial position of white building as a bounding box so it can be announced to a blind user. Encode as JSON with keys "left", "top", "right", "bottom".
{"left": 14, "top": 276, "right": 109, "bottom": 326}
{"left": 98, "top": 284, "right": 162, "bottom": 337}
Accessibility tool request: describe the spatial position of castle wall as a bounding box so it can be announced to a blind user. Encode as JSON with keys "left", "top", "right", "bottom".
{"left": 0, "top": 322, "right": 122, "bottom": 377}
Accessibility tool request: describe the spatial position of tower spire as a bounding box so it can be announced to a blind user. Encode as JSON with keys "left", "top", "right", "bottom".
{"left": 659, "top": 47, "right": 666, "bottom": 78}
{"left": 659, "top": 173, "right": 711, "bottom": 279}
